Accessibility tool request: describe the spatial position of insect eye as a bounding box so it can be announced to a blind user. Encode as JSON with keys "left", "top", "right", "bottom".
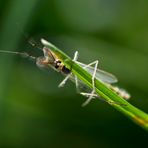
{"left": 56, "top": 60, "right": 61, "bottom": 63}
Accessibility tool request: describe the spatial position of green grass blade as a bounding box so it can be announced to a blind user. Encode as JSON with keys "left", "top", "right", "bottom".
{"left": 41, "top": 39, "right": 148, "bottom": 131}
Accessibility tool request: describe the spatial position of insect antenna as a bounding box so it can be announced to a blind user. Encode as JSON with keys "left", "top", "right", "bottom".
{"left": 28, "top": 37, "right": 43, "bottom": 50}
{"left": 0, "top": 50, "right": 36, "bottom": 61}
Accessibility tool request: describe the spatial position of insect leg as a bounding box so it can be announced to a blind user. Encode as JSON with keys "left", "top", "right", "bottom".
{"left": 58, "top": 51, "right": 79, "bottom": 88}
{"left": 73, "top": 53, "right": 99, "bottom": 99}
{"left": 74, "top": 60, "right": 127, "bottom": 106}
{"left": 75, "top": 75, "right": 80, "bottom": 93}
{"left": 80, "top": 60, "right": 99, "bottom": 106}
{"left": 73, "top": 51, "right": 79, "bottom": 61}
{"left": 83, "top": 60, "right": 99, "bottom": 69}
{"left": 58, "top": 74, "right": 72, "bottom": 87}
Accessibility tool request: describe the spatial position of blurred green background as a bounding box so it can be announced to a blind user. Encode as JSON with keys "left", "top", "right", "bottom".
{"left": 0, "top": 0, "right": 148, "bottom": 147}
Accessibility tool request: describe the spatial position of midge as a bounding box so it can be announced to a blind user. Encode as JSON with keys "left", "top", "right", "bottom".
{"left": 0, "top": 39, "right": 130, "bottom": 106}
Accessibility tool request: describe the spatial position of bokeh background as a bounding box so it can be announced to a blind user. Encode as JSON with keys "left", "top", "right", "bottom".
{"left": 0, "top": 0, "right": 148, "bottom": 147}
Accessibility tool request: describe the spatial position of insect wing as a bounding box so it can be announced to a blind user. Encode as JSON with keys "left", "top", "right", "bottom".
{"left": 76, "top": 61, "right": 118, "bottom": 84}
{"left": 43, "top": 47, "right": 56, "bottom": 63}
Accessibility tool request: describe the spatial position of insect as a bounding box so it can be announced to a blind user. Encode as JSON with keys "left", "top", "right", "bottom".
{"left": 52, "top": 46, "right": 130, "bottom": 106}
{"left": 0, "top": 38, "right": 130, "bottom": 106}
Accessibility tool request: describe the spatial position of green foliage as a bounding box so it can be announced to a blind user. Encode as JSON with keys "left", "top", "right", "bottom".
{"left": 0, "top": 0, "right": 148, "bottom": 147}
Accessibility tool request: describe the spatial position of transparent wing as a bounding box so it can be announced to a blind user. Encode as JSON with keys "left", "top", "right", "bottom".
{"left": 75, "top": 61, "right": 118, "bottom": 84}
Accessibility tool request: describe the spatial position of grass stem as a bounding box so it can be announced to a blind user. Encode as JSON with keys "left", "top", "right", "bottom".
{"left": 41, "top": 39, "right": 148, "bottom": 131}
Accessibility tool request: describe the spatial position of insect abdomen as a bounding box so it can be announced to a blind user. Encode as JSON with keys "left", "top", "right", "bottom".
{"left": 62, "top": 66, "right": 71, "bottom": 74}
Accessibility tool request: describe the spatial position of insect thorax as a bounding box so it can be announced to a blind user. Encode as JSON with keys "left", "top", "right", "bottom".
{"left": 54, "top": 59, "right": 71, "bottom": 74}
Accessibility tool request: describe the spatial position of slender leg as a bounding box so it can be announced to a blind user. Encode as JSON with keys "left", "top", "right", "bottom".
{"left": 80, "top": 60, "right": 99, "bottom": 106}
{"left": 73, "top": 52, "right": 97, "bottom": 95}
{"left": 75, "top": 75, "right": 80, "bottom": 93}
{"left": 83, "top": 60, "right": 99, "bottom": 69}
{"left": 58, "top": 52, "right": 99, "bottom": 107}
{"left": 58, "top": 74, "right": 72, "bottom": 87}
{"left": 73, "top": 51, "right": 79, "bottom": 61}
{"left": 58, "top": 51, "right": 79, "bottom": 88}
